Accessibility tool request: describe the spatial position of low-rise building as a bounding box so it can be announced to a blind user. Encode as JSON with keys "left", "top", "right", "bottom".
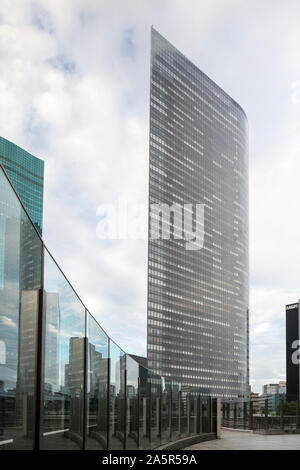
{"left": 258, "top": 393, "right": 286, "bottom": 413}
{"left": 250, "top": 392, "right": 259, "bottom": 412}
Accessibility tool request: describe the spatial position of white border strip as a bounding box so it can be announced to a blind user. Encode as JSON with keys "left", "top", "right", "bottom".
{"left": 0, "top": 439, "right": 14, "bottom": 446}
{"left": 43, "top": 428, "right": 69, "bottom": 436}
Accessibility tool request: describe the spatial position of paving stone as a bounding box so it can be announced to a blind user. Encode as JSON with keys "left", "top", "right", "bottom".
{"left": 184, "top": 429, "right": 300, "bottom": 450}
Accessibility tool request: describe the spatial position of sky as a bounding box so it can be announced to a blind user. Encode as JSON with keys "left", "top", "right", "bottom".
{"left": 1, "top": 0, "right": 300, "bottom": 394}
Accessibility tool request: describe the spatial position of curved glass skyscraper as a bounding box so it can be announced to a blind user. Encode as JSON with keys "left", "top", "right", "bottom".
{"left": 0, "top": 136, "right": 44, "bottom": 235}
{"left": 147, "top": 28, "right": 249, "bottom": 399}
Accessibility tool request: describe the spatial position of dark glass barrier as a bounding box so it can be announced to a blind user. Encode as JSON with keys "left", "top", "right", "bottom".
{"left": 42, "top": 249, "right": 85, "bottom": 449}
{"left": 86, "top": 313, "right": 108, "bottom": 449}
{"left": 109, "top": 341, "right": 125, "bottom": 449}
{"left": 125, "top": 355, "right": 139, "bottom": 449}
{"left": 0, "top": 166, "right": 42, "bottom": 449}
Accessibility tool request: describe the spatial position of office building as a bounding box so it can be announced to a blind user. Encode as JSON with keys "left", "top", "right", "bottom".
{"left": 262, "top": 383, "right": 281, "bottom": 395}
{"left": 44, "top": 293, "right": 61, "bottom": 390}
{"left": 258, "top": 393, "right": 285, "bottom": 413}
{"left": 286, "top": 302, "right": 300, "bottom": 401}
{"left": 278, "top": 381, "right": 286, "bottom": 393}
{"left": 147, "top": 28, "right": 249, "bottom": 398}
{"left": 0, "top": 136, "right": 44, "bottom": 234}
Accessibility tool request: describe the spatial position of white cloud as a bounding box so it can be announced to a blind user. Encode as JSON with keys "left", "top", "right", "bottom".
{"left": 1, "top": 315, "right": 17, "bottom": 328}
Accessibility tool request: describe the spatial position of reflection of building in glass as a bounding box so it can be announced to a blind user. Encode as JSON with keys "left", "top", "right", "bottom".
{"left": 68, "top": 337, "right": 85, "bottom": 435}
{"left": 0, "top": 137, "right": 44, "bottom": 294}
{"left": 0, "top": 217, "right": 40, "bottom": 396}
{"left": 18, "top": 290, "right": 39, "bottom": 391}
{"left": 110, "top": 384, "right": 116, "bottom": 398}
{"left": 0, "top": 164, "right": 42, "bottom": 446}
{"left": 89, "top": 344, "right": 108, "bottom": 396}
{"left": 17, "top": 290, "right": 39, "bottom": 437}
{"left": 89, "top": 345, "right": 102, "bottom": 390}
{"left": 88, "top": 344, "right": 108, "bottom": 442}
{"left": 147, "top": 29, "right": 249, "bottom": 399}
{"left": 44, "top": 293, "right": 60, "bottom": 391}
{"left": 67, "top": 337, "right": 85, "bottom": 392}
{"left": 126, "top": 385, "right": 136, "bottom": 399}
{"left": 20, "top": 219, "right": 42, "bottom": 290}
{"left": 0, "top": 218, "right": 20, "bottom": 392}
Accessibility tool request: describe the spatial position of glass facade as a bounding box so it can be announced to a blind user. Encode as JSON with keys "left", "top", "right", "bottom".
{"left": 147, "top": 28, "right": 249, "bottom": 399}
{"left": 0, "top": 136, "right": 44, "bottom": 235}
{"left": 0, "top": 159, "right": 42, "bottom": 449}
{"left": 0, "top": 164, "right": 215, "bottom": 450}
{"left": 42, "top": 250, "right": 86, "bottom": 449}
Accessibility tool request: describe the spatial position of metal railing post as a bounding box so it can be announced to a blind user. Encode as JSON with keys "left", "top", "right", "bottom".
{"left": 187, "top": 394, "right": 191, "bottom": 435}
{"left": 178, "top": 391, "right": 182, "bottom": 436}
{"left": 249, "top": 401, "right": 253, "bottom": 430}
{"left": 158, "top": 384, "right": 162, "bottom": 444}
{"left": 169, "top": 388, "right": 172, "bottom": 441}
{"left": 34, "top": 246, "right": 45, "bottom": 451}
{"left": 148, "top": 381, "right": 152, "bottom": 447}
{"left": 82, "top": 332, "right": 88, "bottom": 450}
{"left": 106, "top": 345, "right": 111, "bottom": 450}
{"left": 233, "top": 402, "right": 237, "bottom": 429}
{"left": 123, "top": 365, "right": 127, "bottom": 450}
{"left": 280, "top": 397, "right": 284, "bottom": 431}
{"left": 137, "top": 377, "right": 140, "bottom": 448}
{"left": 243, "top": 402, "right": 247, "bottom": 429}
{"left": 199, "top": 397, "right": 202, "bottom": 434}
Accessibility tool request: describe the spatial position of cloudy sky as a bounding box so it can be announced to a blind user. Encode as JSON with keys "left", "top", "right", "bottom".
{"left": 1, "top": 0, "right": 300, "bottom": 393}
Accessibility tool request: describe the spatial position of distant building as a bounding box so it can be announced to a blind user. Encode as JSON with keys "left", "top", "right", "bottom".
{"left": 258, "top": 393, "right": 285, "bottom": 413}
{"left": 262, "top": 382, "right": 286, "bottom": 396}
{"left": 44, "top": 293, "right": 61, "bottom": 390}
{"left": 262, "top": 383, "right": 280, "bottom": 395}
{"left": 278, "top": 381, "right": 286, "bottom": 394}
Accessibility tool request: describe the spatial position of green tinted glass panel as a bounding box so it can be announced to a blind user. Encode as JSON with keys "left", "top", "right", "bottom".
{"left": 0, "top": 136, "right": 44, "bottom": 235}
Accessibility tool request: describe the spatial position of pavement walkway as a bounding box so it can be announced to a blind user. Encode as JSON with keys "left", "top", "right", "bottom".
{"left": 184, "top": 428, "right": 300, "bottom": 450}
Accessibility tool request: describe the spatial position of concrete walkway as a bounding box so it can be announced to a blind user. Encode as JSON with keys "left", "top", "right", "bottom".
{"left": 184, "top": 429, "right": 300, "bottom": 450}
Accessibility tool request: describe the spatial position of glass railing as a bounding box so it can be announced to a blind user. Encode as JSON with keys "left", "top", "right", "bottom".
{"left": 222, "top": 396, "right": 300, "bottom": 433}
{"left": 0, "top": 164, "right": 215, "bottom": 450}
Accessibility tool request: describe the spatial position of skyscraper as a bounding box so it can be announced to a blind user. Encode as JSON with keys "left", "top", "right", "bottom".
{"left": 286, "top": 302, "right": 300, "bottom": 401}
{"left": 0, "top": 136, "right": 44, "bottom": 235}
{"left": 147, "top": 28, "right": 249, "bottom": 399}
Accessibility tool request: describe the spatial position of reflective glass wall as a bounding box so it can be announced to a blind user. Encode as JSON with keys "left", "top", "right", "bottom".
{"left": 0, "top": 164, "right": 215, "bottom": 450}
{"left": 0, "top": 161, "right": 42, "bottom": 449}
